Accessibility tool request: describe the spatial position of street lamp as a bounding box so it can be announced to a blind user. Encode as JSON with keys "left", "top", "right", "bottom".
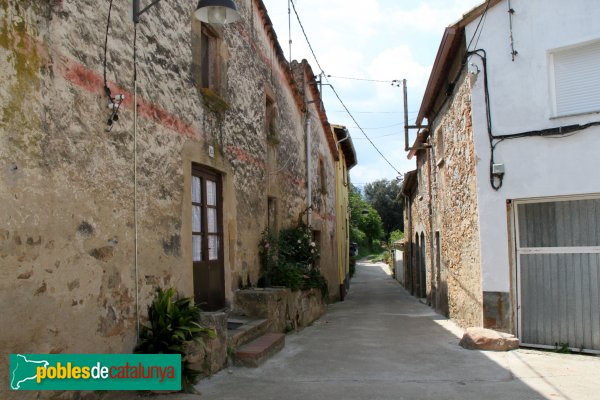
{"left": 133, "top": 0, "right": 241, "bottom": 24}
{"left": 194, "top": 0, "right": 242, "bottom": 24}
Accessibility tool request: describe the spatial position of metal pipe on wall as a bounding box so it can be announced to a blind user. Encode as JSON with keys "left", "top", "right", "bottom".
{"left": 306, "top": 113, "right": 312, "bottom": 227}
{"left": 403, "top": 79, "right": 409, "bottom": 152}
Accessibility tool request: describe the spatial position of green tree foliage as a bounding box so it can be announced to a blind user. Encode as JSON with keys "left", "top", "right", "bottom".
{"left": 349, "top": 184, "right": 384, "bottom": 250}
{"left": 364, "top": 179, "right": 404, "bottom": 238}
{"left": 389, "top": 229, "right": 405, "bottom": 244}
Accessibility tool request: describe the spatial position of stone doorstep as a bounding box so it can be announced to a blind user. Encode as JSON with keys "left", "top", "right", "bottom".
{"left": 235, "top": 333, "right": 285, "bottom": 368}
{"left": 227, "top": 316, "right": 270, "bottom": 349}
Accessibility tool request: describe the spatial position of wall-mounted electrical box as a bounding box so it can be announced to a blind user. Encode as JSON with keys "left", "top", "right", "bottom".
{"left": 492, "top": 163, "right": 505, "bottom": 175}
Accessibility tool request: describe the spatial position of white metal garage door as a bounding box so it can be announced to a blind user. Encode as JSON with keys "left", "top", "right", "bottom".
{"left": 515, "top": 196, "right": 600, "bottom": 353}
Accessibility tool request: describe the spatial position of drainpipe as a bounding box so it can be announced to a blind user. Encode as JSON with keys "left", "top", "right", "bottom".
{"left": 402, "top": 193, "right": 412, "bottom": 290}
{"left": 404, "top": 79, "right": 410, "bottom": 152}
{"left": 306, "top": 113, "right": 313, "bottom": 227}
{"left": 335, "top": 129, "right": 349, "bottom": 151}
{"left": 426, "top": 145, "right": 435, "bottom": 306}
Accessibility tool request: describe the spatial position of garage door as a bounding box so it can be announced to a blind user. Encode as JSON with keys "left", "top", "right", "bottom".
{"left": 515, "top": 196, "right": 600, "bottom": 353}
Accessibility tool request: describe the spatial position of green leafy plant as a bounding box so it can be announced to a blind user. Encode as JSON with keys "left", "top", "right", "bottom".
{"left": 271, "top": 261, "right": 304, "bottom": 291}
{"left": 135, "top": 287, "right": 216, "bottom": 393}
{"left": 278, "top": 224, "right": 319, "bottom": 267}
{"left": 554, "top": 342, "right": 572, "bottom": 354}
{"left": 258, "top": 224, "right": 328, "bottom": 298}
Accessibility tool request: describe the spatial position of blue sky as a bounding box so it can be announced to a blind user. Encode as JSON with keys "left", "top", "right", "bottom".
{"left": 261, "top": 0, "right": 484, "bottom": 187}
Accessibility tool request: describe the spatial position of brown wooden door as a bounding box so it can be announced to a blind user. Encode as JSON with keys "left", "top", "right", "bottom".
{"left": 191, "top": 166, "right": 225, "bottom": 311}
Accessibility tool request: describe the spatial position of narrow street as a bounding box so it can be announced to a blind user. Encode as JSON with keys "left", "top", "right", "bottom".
{"left": 198, "top": 261, "right": 600, "bottom": 400}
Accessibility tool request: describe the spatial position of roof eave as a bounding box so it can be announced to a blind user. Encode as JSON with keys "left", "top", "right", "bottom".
{"left": 416, "top": 0, "right": 504, "bottom": 126}
{"left": 415, "top": 27, "right": 462, "bottom": 126}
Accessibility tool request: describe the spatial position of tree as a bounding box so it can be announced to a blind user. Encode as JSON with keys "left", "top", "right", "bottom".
{"left": 364, "top": 179, "right": 404, "bottom": 238}
{"left": 349, "top": 184, "right": 384, "bottom": 250}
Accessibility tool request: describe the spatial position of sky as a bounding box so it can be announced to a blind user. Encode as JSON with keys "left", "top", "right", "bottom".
{"left": 261, "top": 0, "right": 484, "bottom": 188}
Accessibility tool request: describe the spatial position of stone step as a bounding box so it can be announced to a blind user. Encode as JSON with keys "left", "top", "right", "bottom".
{"left": 227, "top": 315, "right": 270, "bottom": 349}
{"left": 235, "top": 333, "right": 285, "bottom": 367}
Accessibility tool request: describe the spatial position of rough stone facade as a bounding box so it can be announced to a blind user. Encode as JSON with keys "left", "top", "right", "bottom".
{"left": 403, "top": 72, "right": 483, "bottom": 329}
{"left": 428, "top": 74, "right": 483, "bottom": 328}
{"left": 234, "top": 287, "right": 325, "bottom": 333}
{"left": 0, "top": 1, "right": 339, "bottom": 398}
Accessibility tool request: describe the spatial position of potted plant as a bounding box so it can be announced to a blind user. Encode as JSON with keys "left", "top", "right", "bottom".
{"left": 135, "top": 287, "right": 215, "bottom": 393}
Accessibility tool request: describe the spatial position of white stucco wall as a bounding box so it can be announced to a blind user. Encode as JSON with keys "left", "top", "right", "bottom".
{"left": 465, "top": 0, "right": 600, "bottom": 292}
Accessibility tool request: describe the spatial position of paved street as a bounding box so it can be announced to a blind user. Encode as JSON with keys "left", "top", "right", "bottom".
{"left": 197, "top": 261, "right": 600, "bottom": 400}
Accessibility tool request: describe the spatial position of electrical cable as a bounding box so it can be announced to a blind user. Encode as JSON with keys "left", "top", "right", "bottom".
{"left": 327, "top": 75, "right": 398, "bottom": 83}
{"left": 102, "top": 0, "right": 124, "bottom": 132}
{"left": 467, "top": 48, "right": 600, "bottom": 191}
{"left": 289, "top": 0, "right": 325, "bottom": 75}
{"left": 466, "top": 0, "right": 491, "bottom": 52}
{"left": 330, "top": 110, "right": 413, "bottom": 115}
{"left": 329, "top": 85, "right": 401, "bottom": 175}
{"left": 473, "top": 8, "right": 488, "bottom": 50}
{"left": 288, "top": 0, "right": 292, "bottom": 64}
{"left": 103, "top": 0, "right": 114, "bottom": 101}
{"left": 289, "top": 0, "right": 401, "bottom": 175}
{"left": 353, "top": 132, "right": 402, "bottom": 140}
{"left": 133, "top": 21, "right": 140, "bottom": 341}
{"left": 350, "top": 122, "right": 404, "bottom": 130}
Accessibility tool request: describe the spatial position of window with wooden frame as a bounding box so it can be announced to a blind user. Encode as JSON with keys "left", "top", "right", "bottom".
{"left": 200, "top": 26, "right": 220, "bottom": 90}
{"left": 192, "top": 21, "right": 222, "bottom": 93}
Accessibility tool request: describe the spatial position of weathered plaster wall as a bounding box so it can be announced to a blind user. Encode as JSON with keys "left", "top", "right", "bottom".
{"left": 0, "top": 0, "right": 338, "bottom": 397}
{"left": 290, "top": 61, "right": 339, "bottom": 301}
{"left": 428, "top": 74, "right": 483, "bottom": 328}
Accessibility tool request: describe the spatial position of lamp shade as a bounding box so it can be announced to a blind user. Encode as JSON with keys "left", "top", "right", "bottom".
{"left": 195, "top": 0, "right": 241, "bottom": 24}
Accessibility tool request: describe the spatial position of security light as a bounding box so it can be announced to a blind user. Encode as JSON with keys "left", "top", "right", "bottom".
{"left": 133, "top": 0, "right": 241, "bottom": 25}
{"left": 194, "top": 0, "right": 242, "bottom": 24}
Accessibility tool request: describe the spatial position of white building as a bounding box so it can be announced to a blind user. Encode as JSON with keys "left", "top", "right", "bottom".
{"left": 404, "top": 0, "right": 600, "bottom": 352}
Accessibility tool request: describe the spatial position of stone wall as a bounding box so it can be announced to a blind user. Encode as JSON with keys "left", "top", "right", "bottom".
{"left": 428, "top": 73, "right": 483, "bottom": 328}
{"left": 234, "top": 288, "right": 326, "bottom": 333}
{"left": 0, "top": 1, "right": 338, "bottom": 398}
{"left": 404, "top": 72, "right": 483, "bottom": 329}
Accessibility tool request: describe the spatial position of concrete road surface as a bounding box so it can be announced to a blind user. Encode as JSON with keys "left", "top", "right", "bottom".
{"left": 197, "top": 261, "right": 600, "bottom": 400}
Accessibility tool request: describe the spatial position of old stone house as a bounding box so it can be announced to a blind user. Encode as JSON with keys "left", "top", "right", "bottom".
{"left": 402, "top": 0, "right": 600, "bottom": 353}
{"left": 0, "top": 0, "right": 348, "bottom": 394}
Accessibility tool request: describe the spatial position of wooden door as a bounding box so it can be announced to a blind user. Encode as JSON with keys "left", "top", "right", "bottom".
{"left": 192, "top": 166, "right": 225, "bottom": 311}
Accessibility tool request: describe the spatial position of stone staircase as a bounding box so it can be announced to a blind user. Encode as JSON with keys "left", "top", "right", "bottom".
{"left": 227, "top": 314, "right": 285, "bottom": 367}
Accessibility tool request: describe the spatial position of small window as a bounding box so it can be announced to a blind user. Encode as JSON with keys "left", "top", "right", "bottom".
{"left": 192, "top": 22, "right": 221, "bottom": 92}
{"left": 551, "top": 39, "right": 600, "bottom": 117}
{"left": 200, "top": 26, "right": 220, "bottom": 90}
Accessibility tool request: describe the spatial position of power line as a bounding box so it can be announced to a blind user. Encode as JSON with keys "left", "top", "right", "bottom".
{"left": 353, "top": 132, "right": 402, "bottom": 140}
{"left": 467, "top": 0, "right": 492, "bottom": 52}
{"left": 289, "top": 0, "right": 325, "bottom": 75}
{"left": 327, "top": 75, "right": 398, "bottom": 83}
{"left": 348, "top": 122, "right": 404, "bottom": 130}
{"left": 330, "top": 110, "right": 415, "bottom": 115}
{"left": 289, "top": 0, "right": 401, "bottom": 175}
{"left": 329, "top": 85, "right": 401, "bottom": 175}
